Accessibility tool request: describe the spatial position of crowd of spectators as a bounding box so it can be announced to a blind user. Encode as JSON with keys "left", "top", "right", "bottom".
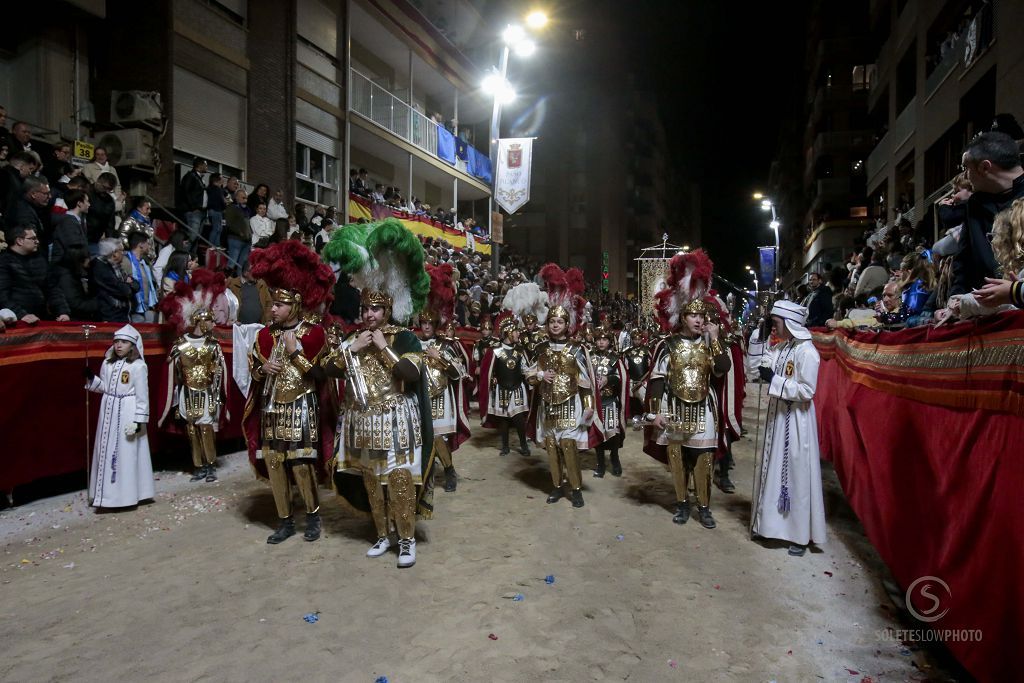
{"left": 348, "top": 167, "right": 487, "bottom": 239}
{"left": 789, "top": 128, "right": 1024, "bottom": 333}
{"left": 0, "top": 108, "right": 638, "bottom": 333}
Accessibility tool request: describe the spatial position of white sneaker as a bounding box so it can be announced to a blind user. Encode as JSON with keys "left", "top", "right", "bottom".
{"left": 366, "top": 536, "right": 391, "bottom": 557}
{"left": 397, "top": 539, "right": 416, "bottom": 568}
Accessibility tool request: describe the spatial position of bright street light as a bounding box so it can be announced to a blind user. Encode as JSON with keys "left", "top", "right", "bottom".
{"left": 752, "top": 192, "right": 764, "bottom": 200}
{"left": 482, "top": 73, "right": 516, "bottom": 103}
{"left": 760, "top": 200, "right": 773, "bottom": 212}
{"left": 769, "top": 220, "right": 780, "bottom": 230}
{"left": 514, "top": 39, "right": 536, "bottom": 57}
{"left": 525, "top": 10, "right": 548, "bottom": 29}
{"left": 503, "top": 24, "right": 527, "bottom": 45}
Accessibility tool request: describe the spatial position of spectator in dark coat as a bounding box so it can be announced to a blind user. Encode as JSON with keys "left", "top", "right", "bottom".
{"left": 86, "top": 173, "right": 118, "bottom": 250}
{"left": 329, "top": 271, "right": 361, "bottom": 324}
{"left": 951, "top": 132, "right": 1024, "bottom": 295}
{"left": 5, "top": 175, "right": 49, "bottom": 238}
{"left": 206, "top": 173, "right": 228, "bottom": 249}
{"left": 89, "top": 237, "right": 138, "bottom": 323}
{"left": 50, "top": 246, "right": 98, "bottom": 320}
{"left": 224, "top": 189, "right": 251, "bottom": 273}
{"left": 803, "top": 272, "right": 835, "bottom": 327}
{"left": 0, "top": 150, "right": 35, "bottom": 217}
{"left": 0, "top": 225, "right": 70, "bottom": 322}
{"left": 50, "top": 189, "right": 90, "bottom": 264}
{"left": 178, "top": 157, "right": 207, "bottom": 255}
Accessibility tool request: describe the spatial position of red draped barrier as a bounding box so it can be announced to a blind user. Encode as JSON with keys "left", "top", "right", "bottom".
{"left": 0, "top": 322, "right": 483, "bottom": 493}
{"left": 0, "top": 322, "right": 245, "bottom": 492}
{"left": 813, "top": 312, "right": 1024, "bottom": 683}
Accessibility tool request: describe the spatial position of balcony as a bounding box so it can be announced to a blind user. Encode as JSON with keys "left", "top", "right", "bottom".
{"left": 811, "top": 130, "right": 875, "bottom": 160}
{"left": 866, "top": 96, "right": 915, "bottom": 186}
{"left": 349, "top": 69, "right": 491, "bottom": 184}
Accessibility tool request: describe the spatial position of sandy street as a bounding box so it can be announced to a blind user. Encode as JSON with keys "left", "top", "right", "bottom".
{"left": 1, "top": 384, "right": 939, "bottom": 682}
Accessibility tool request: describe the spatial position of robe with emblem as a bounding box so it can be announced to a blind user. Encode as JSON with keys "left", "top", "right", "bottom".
{"left": 751, "top": 339, "right": 827, "bottom": 546}
{"left": 86, "top": 356, "right": 155, "bottom": 508}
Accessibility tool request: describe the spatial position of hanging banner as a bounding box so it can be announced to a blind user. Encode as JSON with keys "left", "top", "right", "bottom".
{"left": 758, "top": 246, "right": 777, "bottom": 287}
{"left": 494, "top": 137, "right": 534, "bottom": 214}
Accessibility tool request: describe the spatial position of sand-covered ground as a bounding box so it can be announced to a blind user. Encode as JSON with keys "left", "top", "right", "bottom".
{"left": 1, "top": 384, "right": 944, "bottom": 682}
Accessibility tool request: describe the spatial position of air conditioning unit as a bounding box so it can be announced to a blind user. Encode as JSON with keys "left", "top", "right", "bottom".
{"left": 91, "top": 129, "right": 155, "bottom": 169}
{"left": 110, "top": 90, "right": 163, "bottom": 125}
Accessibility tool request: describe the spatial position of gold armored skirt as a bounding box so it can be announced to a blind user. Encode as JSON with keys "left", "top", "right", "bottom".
{"left": 337, "top": 394, "right": 424, "bottom": 478}
{"left": 261, "top": 393, "right": 320, "bottom": 459}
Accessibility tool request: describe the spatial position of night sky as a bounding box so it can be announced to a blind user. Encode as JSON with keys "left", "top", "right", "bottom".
{"left": 622, "top": 0, "right": 809, "bottom": 285}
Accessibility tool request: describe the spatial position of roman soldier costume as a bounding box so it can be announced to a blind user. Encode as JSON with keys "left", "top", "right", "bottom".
{"left": 419, "top": 262, "right": 472, "bottom": 493}
{"left": 156, "top": 279, "right": 229, "bottom": 483}
{"left": 642, "top": 249, "right": 731, "bottom": 529}
{"left": 590, "top": 326, "right": 629, "bottom": 478}
{"left": 527, "top": 264, "right": 605, "bottom": 509}
{"left": 623, "top": 329, "right": 652, "bottom": 417}
{"left": 478, "top": 312, "right": 531, "bottom": 456}
{"left": 321, "top": 218, "right": 435, "bottom": 567}
{"left": 243, "top": 241, "right": 336, "bottom": 544}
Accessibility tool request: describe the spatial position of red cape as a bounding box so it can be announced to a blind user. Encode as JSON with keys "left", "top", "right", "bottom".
{"left": 242, "top": 324, "right": 336, "bottom": 480}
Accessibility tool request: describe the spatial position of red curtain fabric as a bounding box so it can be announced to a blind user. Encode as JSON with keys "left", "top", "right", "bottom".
{"left": 0, "top": 322, "right": 244, "bottom": 491}
{"left": 815, "top": 320, "right": 1024, "bottom": 683}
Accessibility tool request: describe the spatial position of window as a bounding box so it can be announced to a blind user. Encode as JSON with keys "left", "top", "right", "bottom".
{"left": 295, "top": 143, "right": 340, "bottom": 207}
{"left": 851, "top": 64, "right": 876, "bottom": 92}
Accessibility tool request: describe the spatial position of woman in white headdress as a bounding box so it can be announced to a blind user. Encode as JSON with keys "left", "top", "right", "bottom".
{"left": 751, "top": 300, "right": 826, "bottom": 556}
{"left": 84, "top": 324, "right": 155, "bottom": 509}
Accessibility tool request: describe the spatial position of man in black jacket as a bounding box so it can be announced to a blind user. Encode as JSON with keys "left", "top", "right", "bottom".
{"left": 0, "top": 225, "right": 70, "bottom": 323}
{"left": 178, "top": 158, "right": 207, "bottom": 255}
{"left": 50, "top": 189, "right": 90, "bottom": 264}
{"left": 802, "top": 272, "right": 834, "bottom": 327}
{"left": 4, "top": 176, "right": 49, "bottom": 238}
{"left": 86, "top": 173, "right": 117, "bottom": 250}
{"left": 951, "top": 132, "right": 1024, "bottom": 295}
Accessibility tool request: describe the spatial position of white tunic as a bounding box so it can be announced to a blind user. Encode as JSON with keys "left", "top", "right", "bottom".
{"left": 751, "top": 340, "right": 827, "bottom": 546}
{"left": 87, "top": 357, "right": 155, "bottom": 508}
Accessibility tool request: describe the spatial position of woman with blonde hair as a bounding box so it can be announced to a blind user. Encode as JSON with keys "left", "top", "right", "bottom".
{"left": 949, "top": 198, "right": 1024, "bottom": 319}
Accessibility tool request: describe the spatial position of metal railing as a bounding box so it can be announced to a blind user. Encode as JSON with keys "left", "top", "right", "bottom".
{"left": 144, "top": 194, "right": 241, "bottom": 270}
{"left": 350, "top": 69, "right": 438, "bottom": 159}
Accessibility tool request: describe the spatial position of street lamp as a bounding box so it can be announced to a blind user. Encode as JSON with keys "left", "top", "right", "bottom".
{"left": 525, "top": 10, "right": 549, "bottom": 29}
{"left": 487, "top": 16, "right": 544, "bottom": 274}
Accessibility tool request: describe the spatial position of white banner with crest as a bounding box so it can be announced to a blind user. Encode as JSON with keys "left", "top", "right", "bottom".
{"left": 494, "top": 137, "right": 534, "bottom": 214}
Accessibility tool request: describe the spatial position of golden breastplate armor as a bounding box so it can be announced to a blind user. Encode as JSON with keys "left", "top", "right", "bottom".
{"left": 591, "top": 351, "right": 617, "bottom": 398}
{"left": 539, "top": 342, "right": 580, "bottom": 406}
{"left": 177, "top": 337, "right": 218, "bottom": 389}
{"left": 422, "top": 338, "right": 454, "bottom": 399}
{"left": 351, "top": 343, "right": 401, "bottom": 409}
{"left": 269, "top": 328, "right": 314, "bottom": 404}
{"left": 667, "top": 336, "right": 712, "bottom": 403}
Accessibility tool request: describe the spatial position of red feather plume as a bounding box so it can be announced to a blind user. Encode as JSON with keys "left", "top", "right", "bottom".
{"left": 189, "top": 267, "right": 227, "bottom": 301}
{"left": 250, "top": 241, "right": 336, "bottom": 310}
{"left": 425, "top": 262, "right": 456, "bottom": 325}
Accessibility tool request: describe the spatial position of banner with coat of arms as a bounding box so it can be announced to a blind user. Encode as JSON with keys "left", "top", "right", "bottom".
{"left": 494, "top": 137, "right": 534, "bottom": 214}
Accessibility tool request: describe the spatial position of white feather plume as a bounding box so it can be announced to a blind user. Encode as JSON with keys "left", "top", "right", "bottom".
{"left": 502, "top": 282, "right": 549, "bottom": 324}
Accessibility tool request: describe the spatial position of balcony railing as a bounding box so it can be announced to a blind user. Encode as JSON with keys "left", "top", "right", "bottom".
{"left": 350, "top": 68, "right": 438, "bottom": 161}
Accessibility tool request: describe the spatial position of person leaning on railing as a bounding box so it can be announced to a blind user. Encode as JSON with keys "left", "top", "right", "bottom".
{"left": 949, "top": 198, "right": 1024, "bottom": 316}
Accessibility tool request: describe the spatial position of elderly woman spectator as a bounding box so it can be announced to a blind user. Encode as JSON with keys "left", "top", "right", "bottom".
{"left": 90, "top": 238, "right": 138, "bottom": 322}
